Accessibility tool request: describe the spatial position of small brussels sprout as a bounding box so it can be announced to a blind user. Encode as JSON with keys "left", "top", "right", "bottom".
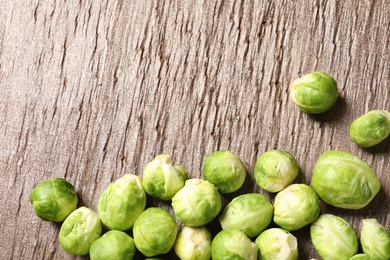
{"left": 310, "top": 214, "right": 358, "bottom": 260}
{"left": 29, "top": 178, "right": 78, "bottom": 222}
{"left": 273, "top": 184, "right": 320, "bottom": 231}
{"left": 133, "top": 207, "right": 178, "bottom": 257}
{"left": 254, "top": 150, "right": 299, "bottom": 193}
{"left": 142, "top": 154, "right": 188, "bottom": 200}
{"left": 202, "top": 150, "right": 246, "bottom": 193}
{"left": 311, "top": 150, "right": 381, "bottom": 209}
{"left": 219, "top": 193, "right": 273, "bottom": 238}
{"left": 59, "top": 206, "right": 102, "bottom": 256}
{"left": 172, "top": 179, "right": 221, "bottom": 226}
{"left": 349, "top": 254, "right": 371, "bottom": 260}
{"left": 350, "top": 110, "right": 390, "bottom": 148}
{"left": 174, "top": 226, "right": 212, "bottom": 260}
{"left": 255, "top": 228, "right": 298, "bottom": 260}
{"left": 211, "top": 230, "right": 258, "bottom": 260}
{"left": 98, "top": 174, "right": 146, "bottom": 231}
{"left": 89, "top": 230, "right": 136, "bottom": 260}
{"left": 360, "top": 218, "right": 390, "bottom": 260}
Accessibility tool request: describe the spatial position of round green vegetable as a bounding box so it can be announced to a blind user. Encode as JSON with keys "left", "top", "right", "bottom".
{"left": 360, "top": 218, "right": 390, "bottom": 260}
{"left": 174, "top": 226, "right": 212, "bottom": 260}
{"left": 349, "top": 254, "right": 371, "bottom": 260}
{"left": 29, "top": 178, "right": 78, "bottom": 222}
{"left": 255, "top": 228, "right": 298, "bottom": 260}
{"left": 311, "top": 150, "right": 381, "bottom": 209}
{"left": 290, "top": 71, "right": 338, "bottom": 114}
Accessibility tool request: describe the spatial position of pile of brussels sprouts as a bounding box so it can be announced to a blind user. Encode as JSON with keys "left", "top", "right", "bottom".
{"left": 29, "top": 71, "right": 390, "bottom": 259}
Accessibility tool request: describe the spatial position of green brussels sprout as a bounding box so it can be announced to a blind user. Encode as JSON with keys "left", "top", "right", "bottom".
{"left": 255, "top": 228, "right": 298, "bottom": 260}
{"left": 273, "top": 184, "right": 320, "bottom": 231}
{"left": 89, "top": 230, "right": 136, "bottom": 260}
{"left": 350, "top": 110, "right": 390, "bottom": 148}
{"left": 254, "top": 150, "right": 299, "bottom": 193}
{"left": 349, "top": 254, "right": 371, "bottom": 260}
{"left": 219, "top": 193, "right": 273, "bottom": 238}
{"left": 174, "top": 226, "right": 212, "bottom": 260}
{"left": 202, "top": 150, "right": 246, "bottom": 193}
{"left": 172, "top": 179, "right": 221, "bottom": 226}
{"left": 311, "top": 150, "right": 381, "bottom": 209}
{"left": 59, "top": 206, "right": 102, "bottom": 256}
{"left": 310, "top": 214, "right": 358, "bottom": 260}
{"left": 29, "top": 178, "right": 78, "bottom": 222}
{"left": 98, "top": 174, "right": 146, "bottom": 231}
{"left": 360, "top": 218, "right": 390, "bottom": 260}
{"left": 290, "top": 71, "right": 338, "bottom": 114}
{"left": 211, "top": 230, "right": 258, "bottom": 260}
{"left": 133, "top": 207, "right": 178, "bottom": 257}
{"left": 142, "top": 154, "right": 188, "bottom": 200}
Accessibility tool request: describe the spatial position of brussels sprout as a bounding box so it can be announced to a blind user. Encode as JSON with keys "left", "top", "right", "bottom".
{"left": 219, "top": 193, "right": 273, "bottom": 238}
{"left": 89, "top": 230, "right": 136, "bottom": 260}
{"left": 254, "top": 150, "right": 299, "bottom": 193}
{"left": 133, "top": 207, "right": 178, "bottom": 257}
{"left": 98, "top": 174, "right": 146, "bottom": 231}
{"left": 174, "top": 226, "right": 212, "bottom": 260}
{"left": 310, "top": 214, "right": 358, "bottom": 260}
{"left": 142, "top": 154, "right": 188, "bottom": 200}
{"left": 59, "top": 206, "right": 102, "bottom": 256}
{"left": 360, "top": 218, "right": 390, "bottom": 260}
{"left": 273, "top": 184, "right": 320, "bottom": 231}
{"left": 29, "top": 178, "right": 78, "bottom": 222}
{"left": 172, "top": 179, "right": 221, "bottom": 226}
{"left": 202, "top": 150, "right": 246, "bottom": 193}
{"left": 290, "top": 71, "right": 338, "bottom": 114}
{"left": 311, "top": 150, "right": 381, "bottom": 209}
{"left": 349, "top": 254, "right": 371, "bottom": 260}
{"left": 350, "top": 110, "right": 390, "bottom": 148}
{"left": 211, "top": 230, "right": 258, "bottom": 260}
{"left": 255, "top": 228, "right": 298, "bottom": 260}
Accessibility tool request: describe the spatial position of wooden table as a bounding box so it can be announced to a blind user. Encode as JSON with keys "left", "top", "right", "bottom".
{"left": 1, "top": 0, "right": 389, "bottom": 259}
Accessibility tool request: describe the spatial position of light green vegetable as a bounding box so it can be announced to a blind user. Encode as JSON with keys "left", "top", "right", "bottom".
{"left": 98, "top": 174, "right": 146, "bottom": 231}
{"left": 219, "top": 193, "right": 273, "bottom": 238}
{"left": 310, "top": 214, "right": 358, "bottom": 260}
{"left": 255, "top": 228, "right": 298, "bottom": 260}
{"left": 254, "top": 150, "right": 299, "bottom": 193}
{"left": 350, "top": 110, "right": 390, "bottom": 148}
{"left": 211, "top": 230, "right": 258, "bottom": 260}
{"left": 89, "top": 230, "right": 136, "bottom": 260}
{"left": 142, "top": 154, "right": 188, "bottom": 200}
{"left": 172, "top": 179, "right": 221, "bottom": 226}
{"left": 360, "top": 218, "right": 390, "bottom": 260}
{"left": 29, "top": 178, "right": 78, "bottom": 222}
{"left": 202, "top": 150, "right": 246, "bottom": 193}
{"left": 349, "top": 254, "right": 371, "bottom": 260}
{"left": 59, "top": 206, "right": 102, "bottom": 256}
{"left": 273, "top": 184, "right": 320, "bottom": 231}
{"left": 174, "top": 226, "right": 212, "bottom": 260}
{"left": 133, "top": 207, "right": 178, "bottom": 257}
{"left": 311, "top": 150, "right": 381, "bottom": 209}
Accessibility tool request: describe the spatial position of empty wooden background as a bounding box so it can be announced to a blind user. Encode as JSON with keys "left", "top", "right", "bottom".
{"left": 1, "top": 0, "right": 389, "bottom": 259}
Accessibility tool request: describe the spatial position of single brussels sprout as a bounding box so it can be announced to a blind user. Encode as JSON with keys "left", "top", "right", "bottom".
{"left": 211, "top": 230, "right": 258, "bottom": 260}
{"left": 219, "top": 193, "right": 273, "bottom": 238}
{"left": 255, "top": 228, "right": 298, "bottom": 260}
{"left": 142, "top": 154, "right": 188, "bottom": 200}
{"left": 59, "top": 206, "right": 102, "bottom": 256}
{"left": 29, "top": 178, "right": 78, "bottom": 222}
{"left": 172, "top": 179, "right": 221, "bottom": 226}
{"left": 89, "top": 230, "right": 136, "bottom": 260}
{"left": 350, "top": 110, "right": 390, "bottom": 148}
{"left": 273, "top": 184, "right": 320, "bottom": 231}
{"left": 310, "top": 214, "right": 358, "bottom": 260}
{"left": 98, "top": 174, "right": 146, "bottom": 231}
{"left": 174, "top": 226, "right": 212, "bottom": 260}
{"left": 360, "top": 218, "right": 390, "bottom": 260}
{"left": 254, "top": 150, "right": 299, "bottom": 193}
{"left": 311, "top": 150, "right": 381, "bottom": 209}
{"left": 290, "top": 71, "right": 338, "bottom": 114}
{"left": 202, "top": 150, "right": 246, "bottom": 193}
{"left": 349, "top": 254, "right": 371, "bottom": 260}
{"left": 133, "top": 207, "right": 178, "bottom": 257}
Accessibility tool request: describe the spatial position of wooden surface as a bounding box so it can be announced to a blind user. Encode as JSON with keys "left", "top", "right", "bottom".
{"left": 1, "top": 0, "right": 389, "bottom": 259}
